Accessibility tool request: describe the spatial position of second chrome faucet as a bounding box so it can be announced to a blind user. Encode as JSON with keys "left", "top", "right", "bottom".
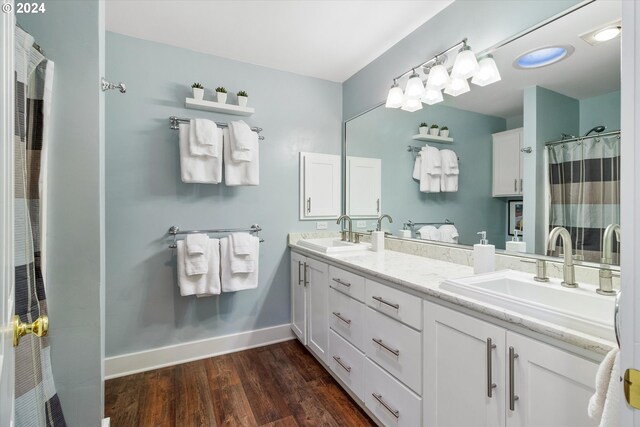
{"left": 547, "top": 227, "right": 578, "bottom": 288}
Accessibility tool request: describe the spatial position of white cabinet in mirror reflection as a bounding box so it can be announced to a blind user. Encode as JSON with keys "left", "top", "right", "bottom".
{"left": 346, "top": 156, "right": 381, "bottom": 218}
{"left": 299, "top": 152, "right": 341, "bottom": 220}
{"left": 492, "top": 128, "right": 523, "bottom": 197}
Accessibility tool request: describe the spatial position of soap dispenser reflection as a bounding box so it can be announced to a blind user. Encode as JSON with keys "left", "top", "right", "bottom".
{"left": 474, "top": 231, "right": 495, "bottom": 274}
{"left": 506, "top": 229, "right": 527, "bottom": 253}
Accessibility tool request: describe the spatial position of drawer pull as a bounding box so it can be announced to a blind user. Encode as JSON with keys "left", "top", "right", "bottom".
{"left": 372, "top": 338, "right": 400, "bottom": 356}
{"left": 372, "top": 393, "right": 399, "bottom": 419}
{"left": 332, "top": 278, "right": 351, "bottom": 288}
{"left": 509, "top": 346, "right": 519, "bottom": 411}
{"left": 372, "top": 295, "right": 399, "bottom": 310}
{"left": 486, "top": 338, "right": 497, "bottom": 398}
{"left": 298, "top": 261, "right": 304, "bottom": 286}
{"left": 332, "top": 355, "right": 352, "bottom": 373}
{"left": 332, "top": 312, "right": 351, "bottom": 325}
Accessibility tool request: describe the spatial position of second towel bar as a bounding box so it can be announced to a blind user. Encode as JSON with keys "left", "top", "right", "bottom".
{"left": 169, "top": 116, "right": 265, "bottom": 140}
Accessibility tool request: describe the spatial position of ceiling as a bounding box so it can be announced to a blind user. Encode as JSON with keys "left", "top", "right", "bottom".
{"left": 105, "top": 0, "right": 454, "bottom": 83}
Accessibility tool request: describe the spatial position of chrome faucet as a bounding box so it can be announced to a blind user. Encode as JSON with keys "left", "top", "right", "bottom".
{"left": 377, "top": 214, "right": 393, "bottom": 232}
{"left": 598, "top": 224, "right": 621, "bottom": 296}
{"left": 547, "top": 227, "right": 578, "bottom": 288}
{"left": 336, "top": 214, "right": 353, "bottom": 243}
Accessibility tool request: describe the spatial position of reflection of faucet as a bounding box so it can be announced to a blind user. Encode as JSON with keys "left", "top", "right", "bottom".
{"left": 601, "top": 224, "right": 621, "bottom": 264}
{"left": 336, "top": 215, "right": 353, "bottom": 243}
{"left": 377, "top": 214, "right": 393, "bottom": 231}
{"left": 547, "top": 227, "right": 578, "bottom": 288}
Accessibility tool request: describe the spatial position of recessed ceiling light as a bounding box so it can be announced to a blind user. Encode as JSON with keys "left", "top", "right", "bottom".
{"left": 513, "top": 45, "right": 575, "bottom": 69}
{"left": 594, "top": 26, "right": 621, "bottom": 42}
{"left": 580, "top": 21, "right": 621, "bottom": 46}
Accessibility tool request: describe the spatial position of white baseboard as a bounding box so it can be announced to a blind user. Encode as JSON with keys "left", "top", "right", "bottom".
{"left": 101, "top": 418, "right": 110, "bottom": 427}
{"left": 104, "top": 324, "right": 295, "bottom": 379}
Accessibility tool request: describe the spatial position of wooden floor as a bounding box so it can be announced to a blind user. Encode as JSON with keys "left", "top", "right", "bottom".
{"left": 105, "top": 339, "right": 375, "bottom": 427}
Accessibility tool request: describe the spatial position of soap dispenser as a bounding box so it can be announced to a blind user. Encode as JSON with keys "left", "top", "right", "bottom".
{"left": 506, "top": 229, "right": 527, "bottom": 253}
{"left": 474, "top": 231, "right": 495, "bottom": 274}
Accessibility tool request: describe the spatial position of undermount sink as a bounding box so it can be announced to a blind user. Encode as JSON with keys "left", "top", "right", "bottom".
{"left": 297, "top": 237, "right": 371, "bottom": 254}
{"left": 441, "top": 270, "right": 615, "bottom": 341}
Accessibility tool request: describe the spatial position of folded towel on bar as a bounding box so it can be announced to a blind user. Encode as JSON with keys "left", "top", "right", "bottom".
{"left": 440, "top": 149, "right": 459, "bottom": 192}
{"left": 220, "top": 236, "right": 259, "bottom": 292}
{"left": 223, "top": 128, "right": 259, "bottom": 186}
{"left": 185, "top": 233, "right": 208, "bottom": 255}
{"left": 230, "top": 232, "right": 254, "bottom": 255}
{"left": 438, "top": 224, "right": 459, "bottom": 243}
{"left": 417, "top": 225, "right": 441, "bottom": 241}
{"left": 176, "top": 238, "right": 221, "bottom": 297}
{"left": 588, "top": 348, "right": 620, "bottom": 427}
{"left": 229, "top": 233, "right": 259, "bottom": 273}
{"left": 189, "top": 119, "right": 220, "bottom": 157}
{"left": 229, "top": 120, "right": 254, "bottom": 162}
{"left": 412, "top": 153, "right": 421, "bottom": 180}
{"left": 179, "top": 123, "right": 222, "bottom": 184}
{"left": 184, "top": 233, "right": 209, "bottom": 276}
{"left": 420, "top": 146, "right": 441, "bottom": 193}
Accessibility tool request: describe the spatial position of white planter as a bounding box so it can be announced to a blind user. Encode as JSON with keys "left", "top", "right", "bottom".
{"left": 217, "top": 92, "right": 228, "bottom": 104}
{"left": 419, "top": 127, "right": 429, "bottom": 135}
{"left": 237, "top": 96, "right": 248, "bottom": 107}
{"left": 429, "top": 127, "right": 440, "bottom": 136}
{"left": 440, "top": 129, "right": 449, "bottom": 137}
{"left": 192, "top": 88, "right": 204, "bottom": 100}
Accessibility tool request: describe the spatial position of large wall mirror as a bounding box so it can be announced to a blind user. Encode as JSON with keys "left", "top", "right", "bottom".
{"left": 344, "top": 0, "right": 621, "bottom": 266}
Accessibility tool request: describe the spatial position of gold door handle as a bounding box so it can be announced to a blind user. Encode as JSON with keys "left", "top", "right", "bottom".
{"left": 13, "top": 315, "right": 48, "bottom": 347}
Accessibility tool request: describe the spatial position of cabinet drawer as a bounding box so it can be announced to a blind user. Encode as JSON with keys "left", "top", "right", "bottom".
{"left": 364, "top": 358, "right": 421, "bottom": 427}
{"left": 364, "top": 307, "right": 422, "bottom": 394}
{"left": 329, "top": 330, "right": 365, "bottom": 401}
{"left": 329, "top": 265, "right": 365, "bottom": 302}
{"left": 329, "top": 288, "right": 365, "bottom": 351}
{"left": 366, "top": 279, "right": 422, "bottom": 330}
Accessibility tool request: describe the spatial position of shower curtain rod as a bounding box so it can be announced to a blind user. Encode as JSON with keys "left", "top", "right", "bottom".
{"left": 545, "top": 130, "right": 620, "bottom": 147}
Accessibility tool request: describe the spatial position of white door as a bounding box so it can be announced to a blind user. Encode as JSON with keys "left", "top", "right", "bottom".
{"left": 290, "top": 252, "right": 307, "bottom": 344}
{"left": 307, "top": 258, "right": 329, "bottom": 363}
{"left": 424, "top": 302, "right": 506, "bottom": 427}
{"left": 493, "top": 129, "right": 522, "bottom": 197}
{"left": 0, "top": 5, "right": 15, "bottom": 426}
{"left": 346, "top": 156, "right": 381, "bottom": 218}
{"left": 300, "top": 152, "right": 341, "bottom": 219}
{"left": 505, "top": 331, "right": 598, "bottom": 427}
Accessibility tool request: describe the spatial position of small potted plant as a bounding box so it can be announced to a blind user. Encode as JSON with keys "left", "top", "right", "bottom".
{"left": 419, "top": 122, "right": 429, "bottom": 135}
{"left": 191, "top": 83, "right": 204, "bottom": 100}
{"left": 215, "top": 86, "right": 228, "bottom": 104}
{"left": 429, "top": 123, "right": 440, "bottom": 136}
{"left": 440, "top": 126, "right": 449, "bottom": 137}
{"left": 237, "top": 90, "right": 248, "bottom": 107}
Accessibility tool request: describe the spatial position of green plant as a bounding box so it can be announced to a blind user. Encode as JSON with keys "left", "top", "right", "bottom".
{"left": 430, "top": 124, "right": 439, "bottom": 129}
{"left": 191, "top": 83, "right": 204, "bottom": 89}
{"left": 441, "top": 126, "right": 448, "bottom": 130}
{"left": 237, "top": 90, "right": 248, "bottom": 97}
{"left": 215, "top": 86, "right": 227, "bottom": 93}
{"left": 419, "top": 122, "right": 428, "bottom": 128}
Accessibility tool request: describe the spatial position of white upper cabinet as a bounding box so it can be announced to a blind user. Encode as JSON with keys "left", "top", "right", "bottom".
{"left": 492, "top": 128, "right": 523, "bottom": 197}
{"left": 299, "top": 152, "right": 341, "bottom": 219}
{"left": 346, "top": 156, "right": 381, "bottom": 218}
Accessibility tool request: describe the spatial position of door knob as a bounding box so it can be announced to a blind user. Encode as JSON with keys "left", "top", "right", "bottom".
{"left": 13, "top": 315, "right": 48, "bottom": 347}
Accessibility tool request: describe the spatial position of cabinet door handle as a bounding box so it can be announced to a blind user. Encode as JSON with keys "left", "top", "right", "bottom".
{"left": 303, "top": 262, "right": 309, "bottom": 286}
{"left": 372, "top": 338, "right": 400, "bottom": 356}
{"left": 519, "top": 178, "right": 523, "bottom": 193}
{"left": 514, "top": 179, "right": 517, "bottom": 192}
{"left": 509, "top": 346, "right": 519, "bottom": 411}
{"left": 372, "top": 295, "right": 399, "bottom": 310}
{"left": 332, "top": 355, "right": 352, "bottom": 373}
{"left": 372, "top": 393, "right": 400, "bottom": 419}
{"left": 486, "top": 338, "right": 497, "bottom": 398}
{"left": 307, "top": 197, "right": 311, "bottom": 213}
{"left": 376, "top": 198, "right": 380, "bottom": 214}
{"left": 332, "top": 278, "right": 351, "bottom": 288}
{"left": 332, "top": 312, "right": 351, "bottom": 325}
{"left": 298, "top": 261, "right": 304, "bottom": 286}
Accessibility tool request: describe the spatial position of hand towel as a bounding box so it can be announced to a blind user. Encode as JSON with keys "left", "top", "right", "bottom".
{"left": 185, "top": 233, "right": 208, "bottom": 255}
{"left": 223, "top": 128, "right": 259, "bottom": 186}
{"left": 229, "top": 233, "right": 259, "bottom": 273}
{"left": 588, "top": 348, "right": 621, "bottom": 427}
{"left": 184, "top": 233, "right": 209, "bottom": 276}
{"left": 230, "top": 232, "right": 254, "bottom": 255}
{"left": 176, "top": 239, "right": 221, "bottom": 297}
{"left": 424, "top": 145, "right": 442, "bottom": 174}
{"left": 417, "top": 225, "right": 441, "bottom": 241}
{"left": 189, "top": 119, "right": 220, "bottom": 157}
{"left": 221, "top": 237, "right": 259, "bottom": 292}
{"left": 440, "top": 149, "right": 459, "bottom": 192}
{"left": 229, "top": 120, "right": 254, "bottom": 162}
{"left": 438, "top": 224, "right": 460, "bottom": 243}
{"left": 420, "top": 146, "right": 441, "bottom": 192}
{"left": 179, "top": 123, "right": 222, "bottom": 184}
{"left": 412, "top": 153, "right": 421, "bottom": 180}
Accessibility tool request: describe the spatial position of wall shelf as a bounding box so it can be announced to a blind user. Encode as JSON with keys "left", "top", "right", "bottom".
{"left": 185, "top": 97, "right": 255, "bottom": 116}
{"left": 412, "top": 134, "right": 453, "bottom": 144}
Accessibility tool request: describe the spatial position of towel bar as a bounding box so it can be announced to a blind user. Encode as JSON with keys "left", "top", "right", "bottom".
{"left": 169, "top": 116, "right": 265, "bottom": 140}
{"left": 167, "top": 224, "right": 264, "bottom": 248}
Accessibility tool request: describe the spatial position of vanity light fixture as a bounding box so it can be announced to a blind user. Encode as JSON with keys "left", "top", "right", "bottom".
{"left": 425, "top": 59, "right": 450, "bottom": 90}
{"left": 444, "top": 76, "right": 470, "bottom": 97}
{"left": 401, "top": 97, "right": 423, "bottom": 112}
{"left": 513, "top": 45, "right": 574, "bottom": 69}
{"left": 404, "top": 70, "right": 426, "bottom": 100}
{"left": 385, "top": 79, "right": 404, "bottom": 108}
{"left": 451, "top": 43, "right": 479, "bottom": 79}
{"left": 471, "top": 54, "right": 501, "bottom": 87}
{"left": 421, "top": 87, "right": 444, "bottom": 105}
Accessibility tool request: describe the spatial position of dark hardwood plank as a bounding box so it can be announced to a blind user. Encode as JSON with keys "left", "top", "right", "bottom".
{"left": 105, "top": 374, "right": 142, "bottom": 427}
{"left": 279, "top": 340, "right": 331, "bottom": 383}
{"left": 136, "top": 368, "right": 175, "bottom": 427}
{"left": 260, "top": 415, "right": 300, "bottom": 427}
{"left": 309, "top": 377, "right": 375, "bottom": 427}
{"left": 206, "top": 355, "right": 258, "bottom": 426}
{"left": 174, "top": 360, "right": 217, "bottom": 426}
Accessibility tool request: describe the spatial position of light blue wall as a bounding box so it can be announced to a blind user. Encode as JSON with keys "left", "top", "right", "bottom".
{"left": 347, "top": 105, "right": 506, "bottom": 248}
{"left": 342, "top": 0, "right": 581, "bottom": 119}
{"left": 105, "top": 32, "right": 342, "bottom": 357}
{"left": 580, "top": 90, "right": 621, "bottom": 134}
{"left": 17, "top": 1, "right": 104, "bottom": 425}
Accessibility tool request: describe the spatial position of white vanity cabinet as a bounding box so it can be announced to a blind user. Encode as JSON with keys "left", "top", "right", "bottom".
{"left": 346, "top": 156, "right": 382, "bottom": 218}
{"left": 299, "top": 152, "right": 341, "bottom": 219}
{"left": 492, "top": 128, "right": 523, "bottom": 197}
{"left": 424, "top": 301, "right": 598, "bottom": 427}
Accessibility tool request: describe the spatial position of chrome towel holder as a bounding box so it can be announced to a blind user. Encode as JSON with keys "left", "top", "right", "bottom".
{"left": 167, "top": 224, "right": 263, "bottom": 248}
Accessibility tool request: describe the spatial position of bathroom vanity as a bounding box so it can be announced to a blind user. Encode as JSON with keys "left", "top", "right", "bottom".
{"left": 289, "top": 234, "right": 612, "bottom": 427}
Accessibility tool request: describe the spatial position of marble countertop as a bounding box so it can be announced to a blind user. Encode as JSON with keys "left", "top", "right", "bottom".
{"left": 289, "top": 237, "right": 615, "bottom": 356}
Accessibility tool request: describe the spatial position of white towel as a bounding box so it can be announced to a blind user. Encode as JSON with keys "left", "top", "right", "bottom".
{"left": 184, "top": 233, "right": 209, "bottom": 276}
{"left": 186, "top": 233, "right": 208, "bottom": 255}
{"left": 417, "top": 225, "right": 441, "bottom": 241}
{"left": 229, "top": 233, "right": 259, "bottom": 273}
{"left": 412, "top": 153, "right": 421, "bottom": 180}
{"left": 229, "top": 120, "right": 254, "bottom": 162}
{"left": 223, "top": 128, "right": 259, "bottom": 186}
{"left": 440, "top": 149, "right": 459, "bottom": 192}
{"left": 176, "top": 239, "right": 221, "bottom": 297}
{"left": 230, "top": 232, "right": 254, "bottom": 255}
{"left": 189, "top": 119, "right": 220, "bottom": 157}
{"left": 221, "top": 237, "right": 258, "bottom": 292}
{"left": 420, "top": 146, "right": 441, "bottom": 193}
{"left": 588, "top": 348, "right": 620, "bottom": 427}
{"left": 179, "top": 123, "right": 223, "bottom": 184}
{"left": 438, "top": 224, "right": 459, "bottom": 243}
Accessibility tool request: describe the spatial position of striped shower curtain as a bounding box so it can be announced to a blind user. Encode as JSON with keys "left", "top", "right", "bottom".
{"left": 547, "top": 134, "right": 621, "bottom": 263}
{"left": 15, "top": 27, "right": 66, "bottom": 426}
